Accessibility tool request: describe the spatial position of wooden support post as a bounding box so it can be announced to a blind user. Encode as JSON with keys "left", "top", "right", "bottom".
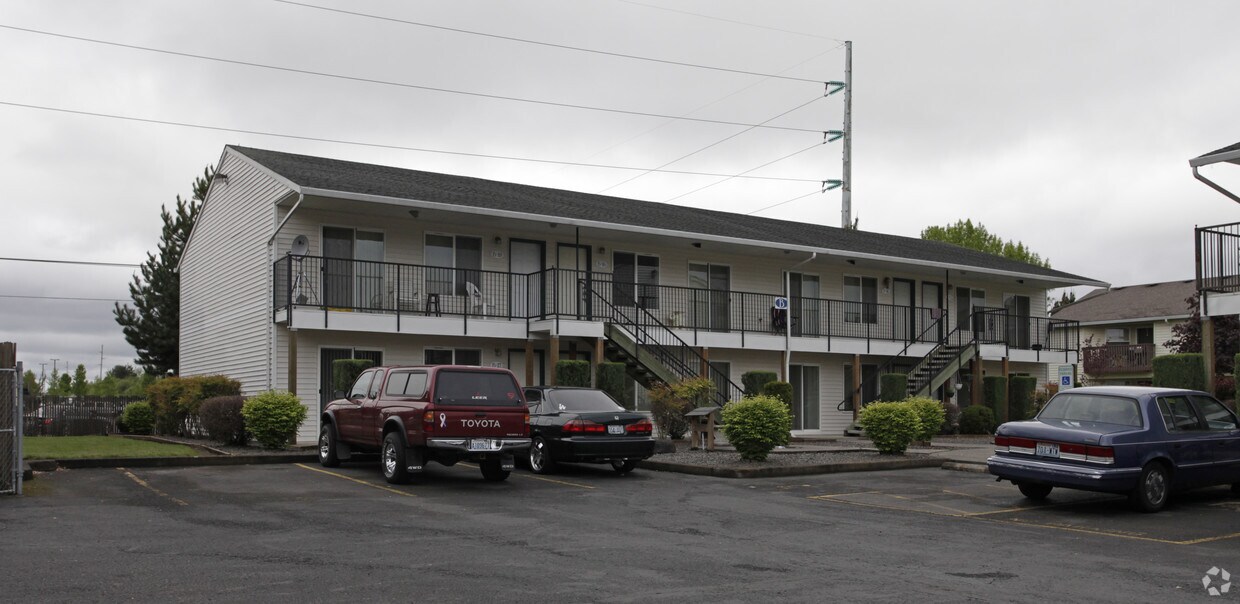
{"left": 699, "top": 347, "right": 710, "bottom": 378}
{"left": 287, "top": 329, "right": 298, "bottom": 396}
{"left": 1001, "top": 356, "right": 1011, "bottom": 422}
{"left": 0, "top": 342, "right": 15, "bottom": 369}
{"left": 972, "top": 356, "right": 983, "bottom": 407}
{"left": 549, "top": 336, "right": 560, "bottom": 386}
{"left": 524, "top": 340, "right": 534, "bottom": 387}
{"left": 1202, "top": 317, "right": 1216, "bottom": 395}
{"left": 852, "top": 354, "right": 862, "bottom": 421}
{"left": 592, "top": 338, "right": 605, "bottom": 387}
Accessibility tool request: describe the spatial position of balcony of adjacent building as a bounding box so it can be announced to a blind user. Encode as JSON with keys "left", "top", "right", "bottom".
{"left": 1197, "top": 221, "right": 1240, "bottom": 317}
{"left": 1082, "top": 343, "right": 1155, "bottom": 377}
{"left": 271, "top": 255, "right": 1079, "bottom": 361}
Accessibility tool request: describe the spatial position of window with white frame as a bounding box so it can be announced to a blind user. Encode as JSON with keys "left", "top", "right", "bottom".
{"left": 425, "top": 234, "right": 482, "bottom": 296}
{"left": 1105, "top": 328, "right": 1129, "bottom": 344}
{"left": 843, "top": 275, "right": 877, "bottom": 323}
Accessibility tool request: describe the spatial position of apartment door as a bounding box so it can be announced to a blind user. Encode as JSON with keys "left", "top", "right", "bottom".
{"left": 557, "top": 244, "right": 591, "bottom": 318}
{"left": 322, "top": 228, "right": 384, "bottom": 309}
{"left": 319, "top": 347, "right": 383, "bottom": 414}
{"left": 922, "top": 281, "right": 943, "bottom": 341}
{"left": 1004, "top": 294, "right": 1032, "bottom": 348}
{"left": 790, "top": 365, "right": 820, "bottom": 430}
{"left": 510, "top": 239, "right": 544, "bottom": 318}
{"left": 507, "top": 349, "right": 546, "bottom": 387}
{"left": 690, "top": 263, "right": 731, "bottom": 331}
{"left": 892, "top": 278, "right": 915, "bottom": 341}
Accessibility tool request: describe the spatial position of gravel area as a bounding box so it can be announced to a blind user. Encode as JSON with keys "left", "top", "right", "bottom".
{"left": 650, "top": 448, "right": 924, "bottom": 468}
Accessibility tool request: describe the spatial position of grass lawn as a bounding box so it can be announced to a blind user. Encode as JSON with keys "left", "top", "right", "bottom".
{"left": 23, "top": 436, "right": 199, "bottom": 460}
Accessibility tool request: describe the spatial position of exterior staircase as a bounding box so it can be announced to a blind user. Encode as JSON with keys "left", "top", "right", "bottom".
{"left": 906, "top": 326, "right": 977, "bottom": 397}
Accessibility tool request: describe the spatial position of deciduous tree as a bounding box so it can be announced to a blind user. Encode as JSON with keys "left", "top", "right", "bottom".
{"left": 921, "top": 219, "right": 1050, "bottom": 268}
{"left": 1165, "top": 292, "right": 1240, "bottom": 374}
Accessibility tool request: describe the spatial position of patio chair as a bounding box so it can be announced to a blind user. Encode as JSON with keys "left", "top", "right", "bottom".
{"left": 466, "top": 281, "right": 492, "bottom": 316}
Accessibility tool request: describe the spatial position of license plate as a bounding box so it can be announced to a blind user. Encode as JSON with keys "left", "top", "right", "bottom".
{"left": 607, "top": 425, "right": 625, "bottom": 435}
{"left": 468, "top": 439, "right": 496, "bottom": 451}
{"left": 1036, "top": 442, "right": 1059, "bottom": 458}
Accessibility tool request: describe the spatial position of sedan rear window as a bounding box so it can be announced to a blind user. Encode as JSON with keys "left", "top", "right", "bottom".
{"left": 433, "top": 371, "right": 522, "bottom": 406}
{"left": 1038, "top": 394, "right": 1142, "bottom": 427}
{"left": 547, "top": 389, "right": 625, "bottom": 412}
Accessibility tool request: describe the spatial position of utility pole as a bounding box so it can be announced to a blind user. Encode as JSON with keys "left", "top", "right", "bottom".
{"left": 99, "top": 345, "right": 104, "bottom": 381}
{"left": 840, "top": 40, "right": 853, "bottom": 229}
{"left": 50, "top": 358, "right": 58, "bottom": 374}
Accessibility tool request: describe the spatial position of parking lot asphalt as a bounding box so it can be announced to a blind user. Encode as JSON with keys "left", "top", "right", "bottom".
{"left": 3, "top": 461, "right": 1239, "bottom": 602}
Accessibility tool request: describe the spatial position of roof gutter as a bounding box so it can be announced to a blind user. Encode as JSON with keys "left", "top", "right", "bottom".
{"left": 1191, "top": 165, "right": 1240, "bottom": 205}
{"left": 267, "top": 191, "right": 305, "bottom": 246}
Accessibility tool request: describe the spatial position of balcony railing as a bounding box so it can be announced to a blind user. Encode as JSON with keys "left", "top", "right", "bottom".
{"left": 272, "top": 256, "right": 1077, "bottom": 351}
{"left": 1083, "top": 343, "right": 1154, "bottom": 375}
{"left": 1197, "top": 221, "right": 1240, "bottom": 294}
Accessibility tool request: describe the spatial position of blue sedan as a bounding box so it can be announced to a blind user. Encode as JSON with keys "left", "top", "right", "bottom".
{"left": 987, "top": 386, "right": 1240, "bottom": 512}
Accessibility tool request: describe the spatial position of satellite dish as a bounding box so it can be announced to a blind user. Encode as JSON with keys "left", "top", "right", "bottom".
{"left": 290, "top": 235, "right": 309, "bottom": 256}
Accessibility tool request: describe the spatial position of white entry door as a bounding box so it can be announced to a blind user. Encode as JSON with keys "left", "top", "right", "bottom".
{"left": 510, "top": 240, "right": 543, "bottom": 318}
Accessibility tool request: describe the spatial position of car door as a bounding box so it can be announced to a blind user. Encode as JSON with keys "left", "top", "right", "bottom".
{"left": 336, "top": 370, "right": 374, "bottom": 443}
{"left": 1189, "top": 395, "right": 1240, "bottom": 485}
{"left": 1156, "top": 395, "right": 1215, "bottom": 486}
{"left": 357, "top": 369, "right": 386, "bottom": 448}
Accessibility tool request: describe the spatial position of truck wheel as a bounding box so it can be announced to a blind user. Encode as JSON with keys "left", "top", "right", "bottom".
{"left": 610, "top": 460, "right": 638, "bottom": 474}
{"left": 1129, "top": 462, "right": 1169, "bottom": 513}
{"left": 528, "top": 437, "right": 555, "bottom": 475}
{"left": 480, "top": 459, "right": 510, "bottom": 482}
{"left": 382, "top": 432, "right": 411, "bottom": 484}
{"left": 1017, "top": 483, "right": 1051, "bottom": 500}
{"left": 318, "top": 424, "right": 340, "bottom": 468}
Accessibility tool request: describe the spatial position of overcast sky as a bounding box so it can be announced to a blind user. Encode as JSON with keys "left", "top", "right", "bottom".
{"left": 2, "top": 0, "right": 1238, "bottom": 378}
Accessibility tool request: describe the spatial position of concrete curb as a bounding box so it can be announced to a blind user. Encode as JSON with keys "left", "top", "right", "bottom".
{"left": 940, "top": 461, "right": 990, "bottom": 474}
{"left": 28, "top": 454, "right": 317, "bottom": 471}
{"left": 639, "top": 456, "right": 944, "bottom": 478}
{"left": 123, "top": 435, "right": 232, "bottom": 456}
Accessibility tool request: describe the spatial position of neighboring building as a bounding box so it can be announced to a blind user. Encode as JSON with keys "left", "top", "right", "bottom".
{"left": 1050, "top": 280, "right": 1195, "bottom": 386}
{"left": 180, "top": 146, "right": 1104, "bottom": 443}
{"left": 1190, "top": 141, "right": 1240, "bottom": 389}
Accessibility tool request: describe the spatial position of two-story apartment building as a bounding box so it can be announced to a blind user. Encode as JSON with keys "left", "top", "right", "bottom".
{"left": 1050, "top": 280, "right": 1194, "bottom": 386}
{"left": 180, "top": 146, "right": 1105, "bottom": 443}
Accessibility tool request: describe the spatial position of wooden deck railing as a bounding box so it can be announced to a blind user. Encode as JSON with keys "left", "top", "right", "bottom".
{"left": 1083, "top": 343, "right": 1154, "bottom": 375}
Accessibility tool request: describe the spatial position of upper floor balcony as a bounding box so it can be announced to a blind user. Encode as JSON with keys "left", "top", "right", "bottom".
{"left": 1082, "top": 343, "right": 1155, "bottom": 376}
{"left": 272, "top": 255, "right": 1079, "bottom": 357}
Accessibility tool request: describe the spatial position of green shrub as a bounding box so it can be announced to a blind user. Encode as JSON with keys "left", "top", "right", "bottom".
{"left": 721, "top": 395, "right": 792, "bottom": 461}
{"left": 904, "top": 396, "right": 946, "bottom": 443}
{"left": 959, "top": 405, "right": 996, "bottom": 435}
{"left": 1009, "top": 376, "right": 1037, "bottom": 421}
{"left": 331, "top": 359, "right": 374, "bottom": 394}
{"left": 1153, "top": 353, "right": 1207, "bottom": 391}
{"left": 144, "top": 375, "right": 241, "bottom": 436}
{"left": 555, "top": 360, "right": 591, "bottom": 387}
{"left": 596, "top": 362, "right": 627, "bottom": 408}
{"left": 241, "top": 391, "right": 307, "bottom": 449}
{"left": 879, "top": 374, "right": 908, "bottom": 402}
{"left": 121, "top": 401, "right": 155, "bottom": 435}
{"left": 858, "top": 402, "right": 920, "bottom": 455}
{"left": 741, "top": 371, "right": 778, "bottom": 397}
{"left": 199, "top": 395, "right": 248, "bottom": 445}
{"left": 675, "top": 377, "right": 720, "bottom": 408}
{"left": 649, "top": 383, "right": 691, "bottom": 439}
{"left": 762, "top": 381, "right": 793, "bottom": 406}
{"left": 982, "top": 375, "right": 1008, "bottom": 423}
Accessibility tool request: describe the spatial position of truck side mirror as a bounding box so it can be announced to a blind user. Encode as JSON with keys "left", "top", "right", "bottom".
{"left": 333, "top": 390, "right": 346, "bottom": 400}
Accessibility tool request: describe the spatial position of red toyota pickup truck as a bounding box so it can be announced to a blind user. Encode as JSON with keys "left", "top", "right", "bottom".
{"left": 318, "top": 365, "right": 531, "bottom": 483}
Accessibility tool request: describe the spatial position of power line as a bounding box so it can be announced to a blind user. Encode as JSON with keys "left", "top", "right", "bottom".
{"left": 597, "top": 95, "right": 825, "bottom": 194}
{"left": 745, "top": 188, "right": 823, "bottom": 216}
{"left": 0, "top": 100, "right": 824, "bottom": 183}
{"left": 0, "top": 24, "right": 821, "bottom": 135}
{"left": 272, "top": 0, "right": 826, "bottom": 84}
{"left": 665, "top": 142, "right": 828, "bottom": 204}
{"left": 0, "top": 257, "right": 139, "bottom": 268}
{"left": 614, "top": 0, "right": 847, "bottom": 43}
{"left": 0, "top": 294, "right": 126, "bottom": 302}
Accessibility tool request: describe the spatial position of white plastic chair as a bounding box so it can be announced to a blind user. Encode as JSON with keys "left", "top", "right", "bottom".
{"left": 466, "top": 281, "right": 490, "bottom": 316}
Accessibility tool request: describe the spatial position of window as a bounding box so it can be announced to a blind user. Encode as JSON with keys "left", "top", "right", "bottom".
{"left": 385, "top": 371, "right": 429, "bottom": 397}
{"left": 1158, "top": 396, "right": 1203, "bottom": 431}
{"left": 1105, "top": 328, "right": 1129, "bottom": 344}
{"left": 425, "top": 234, "right": 482, "bottom": 296}
{"left": 1192, "top": 395, "right": 1240, "bottom": 430}
{"left": 1039, "top": 394, "right": 1141, "bottom": 427}
{"left": 433, "top": 370, "right": 523, "bottom": 407}
{"left": 367, "top": 369, "right": 384, "bottom": 399}
{"left": 613, "top": 252, "right": 659, "bottom": 309}
{"left": 424, "top": 348, "right": 483, "bottom": 366}
{"left": 1136, "top": 327, "right": 1154, "bottom": 345}
{"left": 348, "top": 370, "right": 374, "bottom": 399}
{"left": 955, "top": 287, "right": 986, "bottom": 331}
{"left": 843, "top": 276, "right": 877, "bottom": 323}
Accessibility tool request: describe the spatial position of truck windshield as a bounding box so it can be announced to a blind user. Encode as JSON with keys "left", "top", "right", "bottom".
{"left": 434, "top": 371, "right": 523, "bottom": 407}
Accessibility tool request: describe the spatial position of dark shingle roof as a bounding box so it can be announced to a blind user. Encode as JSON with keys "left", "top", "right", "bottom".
{"left": 1198, "top": 141, "right": 1240, "bottom": 158}
{"left": 1050, "top": 279, "right": 1195, "bottom": 323}
{"left": 231, "top": 145, "right": 1100, "bottom": 285}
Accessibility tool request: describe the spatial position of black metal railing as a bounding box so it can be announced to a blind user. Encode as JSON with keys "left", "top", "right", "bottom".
{"left": 581, "top": 278, "right": 744, "bottom": 406}
{"left": 836, "top": 314, "right": 951, "bottom": 411}
{"left": 1197, "top": 221, "right": 1240, "bottom": 294}
{"left": 23, "top": 396, "right": 138, "bottom": 436}
{"left": 974, "top": 307, "right": 1079, "bottom": 353}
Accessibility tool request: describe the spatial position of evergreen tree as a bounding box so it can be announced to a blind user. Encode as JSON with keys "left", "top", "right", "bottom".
{"left": 22, "top": 370, "right": 43, "bottom": 396}
{"left": 921, "top": 219, "right": 1050, "bottom": 268}
{"left": 114, "top": 166, "right": 214, "bottom": 375}
{"left": 71, "top": 364, "right": 89, "bottom": 396}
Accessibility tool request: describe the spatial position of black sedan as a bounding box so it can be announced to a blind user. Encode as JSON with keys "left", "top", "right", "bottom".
{"left": 523, "top": 386, "right": 655, "bottom": 474}
{"left": 988, "top": 386, "right": 1240, "bottom": 512}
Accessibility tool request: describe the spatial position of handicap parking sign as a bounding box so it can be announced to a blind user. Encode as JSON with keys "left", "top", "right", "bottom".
{"left": 1057, "top": 365, "right": 1074, "bottom": 390}
{"left": 1060, "top": 376, "right": 1071, "bottom": 386}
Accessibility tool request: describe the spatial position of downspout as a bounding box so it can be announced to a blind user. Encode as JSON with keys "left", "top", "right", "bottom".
{"left": 784, "top": 252, "right": 818, "bottom": 382}
{"left": 267, "top": 191, "right": 305, "bottom": 246}
{"left": 266, "top": 190, "right": 301, "bottom": 394}
{"left": 1192, "top": 165, "right": 1240, "bottom": 205}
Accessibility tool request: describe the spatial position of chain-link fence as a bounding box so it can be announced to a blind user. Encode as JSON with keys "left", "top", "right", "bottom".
{"left": 0, "top": 366, "right": 19, "bottom": 495}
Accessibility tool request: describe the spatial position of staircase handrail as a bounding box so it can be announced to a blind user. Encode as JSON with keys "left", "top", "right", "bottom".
{"left": 835, "top": 314, "right": 957, "bottom": 411}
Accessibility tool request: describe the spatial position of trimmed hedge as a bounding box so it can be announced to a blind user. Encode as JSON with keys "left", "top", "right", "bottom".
{"left": 959, "top": 405, "right": 996, "bottom": 435}
{"left": 241, "top": 391, "right": 307, "bottom": 449}
{"left": 721, "top": 395, "right": 793, "bottom": 461}
{"left": 331, "top": 359, "right": 374, "bottom": 395}
{"left": 879, "top": 373, "right": 908, "bottom": 402}
{"left": 145, "top": 375, "right": 241, "bottom": 436}
{"left": 982, "top": 375, "right": 1008, "bottom": 424}
{"left": 121, "top": 401, "right": 155, "bottom": 435}
{"left": 762, "top": 381, "right": 793, "bottom": 406}
{"left": 596, "top": 362, "right": 627, "bottom": 408}
{"left": 858, "top": 402, "right": 920, "bottom": 454}
{"left": 1009, "top": 376, "right": 1037, "bottom": 421}
{"left": 200, "top": 395, "right": 247, "bottom": 445}
{"left": 1153, "top": 354, "right": 1207, "bottom": 391}
{"left": 555, "top": 360, "right": 591, "bottom": 387}
{"left": 904, "top": 397, "right": 946, "bottom": 443}
{"left": 741, "top": 371, "right": 778, "bottom": 397}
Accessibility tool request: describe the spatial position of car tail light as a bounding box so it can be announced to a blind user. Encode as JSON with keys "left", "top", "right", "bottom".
{"left": 994, "top": 435, "right": 1010, "bottom": 452}
{"left": 1085, "top": 445, "right": 1115, "bottom": 465}
{"left": 626, "top": 419, "right": 653, "bottom": 435}
{"left": 423, "top": 410, "right": 435, "bottom": 433}
{"left": 524, "top": 412, "right": 530, "bottom": 427}
{"left": 562, "top": 419, "right": 606, "bottom": 434}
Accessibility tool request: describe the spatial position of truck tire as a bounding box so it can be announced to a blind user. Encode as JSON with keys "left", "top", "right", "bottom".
{"left": 318, "top": 423, "right": 340, "bottom": 468}
{"left": 382, "top": 432, "right": 411, "bottom": 484}
{"left": 480, "top": 458, "right": 510, "bottom": 482}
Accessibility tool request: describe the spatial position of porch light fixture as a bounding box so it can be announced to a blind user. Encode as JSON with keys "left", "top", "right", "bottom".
{"left": 882, "top": 277, "right": 891, "bottom": 288}
{"left": 408, "top": 210, "right": 419, "bottom": 219}
{"left": 597, "top": 246, "right": 605, "bottom": 254}
{"left": 1017, "top": 279, "right": 1025, "bottom": 284}
{"left": 692, "top": 242, "right": 702, "bottom": 248}
{"left": 494, "top": 236, "right": 502, "bottom": 245}
{"left": 846, "top": 259, "right": 856, "bottom": 265}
